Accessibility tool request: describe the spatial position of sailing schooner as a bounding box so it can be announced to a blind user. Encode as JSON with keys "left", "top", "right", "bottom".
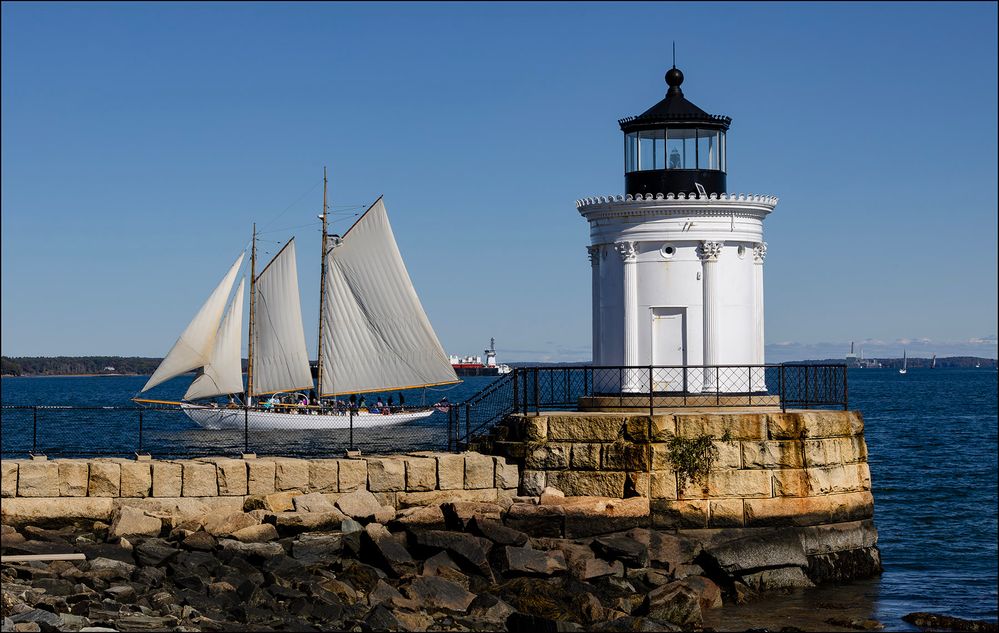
{"left": 135, "top": 172, "right": 459, "bottom": 429}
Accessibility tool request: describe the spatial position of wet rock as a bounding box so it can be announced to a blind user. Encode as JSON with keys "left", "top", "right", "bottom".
{"left": 679, "top": 575, "right": 722, "bottom": 610}
{"left": 827, "top": 617, "right": 886, "bottom": 630}
{"left": 113, "top": 614, "right": 179, "bottom": 630}
{"left": 506, "top": 611, "right": 583, "bottom": 632}
{"left": 334, "top": 489, "right": 384, "bottom": 523}
{"left": 901, "top": 613, "right": 995, "bottom": 633}
{"left": 807, "top": 546, "right": 882, "bottom": 584}
{"left": 468, "top": 593, "right": 515, "bottom": 622}
{"left": 338, "top": 559, "right": 386, "bottom": 593}
{"left": 642, "top": 580, "right": 702, "bottom": 626}
{"left": 403, "top": 576, "right": 476, "bottom": 613}
{"left": 467, "top": 517, "right": 528, "bottom": 546}
{"left": 410, "top": 530, "right": 494, "bottom": 579}
{"left": 180, "top": 531, "right": 216, "bottom": 552}
{"left": 503, "top": 546, "right": 568, "bottom": 577}
{"left": 592, "top": 616, "right": 681, "bottom": 632}
{"left": 739, "top": 566, "right": 814, "bottom": 591}
{"left": 108, "top": 507, "right": 162, "bottom": 539}
{"left": 132, "top": 539, "right": 177, "bottom": 567}
{"left": 30, "top": 577, "right": 75, "bottom": 597}
{"left": 86, "top": 557, "right": 136, "bottom": 580}
{"left": 367, "top": 579, "right": 409, "bottom": 607}
{"left": 700, "top": 532, "right": 807, "bottom": 576}
{"left": 8, "top": 610, "right": 62, "bottom": 629}
{"left": 218, "top": 539, "right": 284, "bottom": 560}
{"left": 592, "top": 534, "right": 649, "bottom": 568}
{"left": 673, "top": 563, "right": 704, "bottom": 579}
{"left": 103, "top": 584, "right": 136, "bottom": 602}
{"left": 361, "top": 524, "right": 417, "bottom": 577}
{"left": 441, "top": 502, "right": 503, "bottom": 530}
{"left": 504, "top": 504, "right": 564, "bottom": 538}
{"left": 291, "top": 533, "right": 343, "bottom": 565}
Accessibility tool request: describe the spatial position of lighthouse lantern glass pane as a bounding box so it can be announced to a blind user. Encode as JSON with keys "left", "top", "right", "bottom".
{"left": 697, "top": 129, "right": 719, "bottom": 170}
{"left": 665, "top": 128, "right": 696, "bottom": 169}
{"left": 654, "top": 131, "right": 666, "bottom": 169}
{"left": 638, "top": 132, "right": 655, "bottom": 171}
{"left": 720, "top": 132, "right": 727, "bottom": 172}
{"left": 625, "top": 132, "right": 638, "bottom": 172}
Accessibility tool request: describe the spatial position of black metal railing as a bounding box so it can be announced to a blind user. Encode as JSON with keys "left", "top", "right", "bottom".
{"left": 0, "top": 404, "right": 448, "bottom": 460}
{"left": 451, "top": 364, "right": 847, "bottom": 450}
{"left": 1, "top": 364, "right": 846, "bottom": 459}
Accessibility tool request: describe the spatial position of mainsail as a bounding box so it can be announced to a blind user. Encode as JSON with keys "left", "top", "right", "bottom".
{"left": 320, "top": 198, "right": 459, "bottom": 396}
{"left": 141, "top": 254, "right": 244, "bottom": 393}
{"left": 252, "top": 239, "right": 313, "bottom": 395}
{"left": 184, "top": 279, "right": 245, "bottom": 401}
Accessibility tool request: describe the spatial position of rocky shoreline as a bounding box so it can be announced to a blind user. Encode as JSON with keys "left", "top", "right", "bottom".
{"left": 0, "top": 485, "right": 890, "bottom": 632}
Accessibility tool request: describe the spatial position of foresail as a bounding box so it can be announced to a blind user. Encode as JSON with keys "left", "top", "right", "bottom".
{"left": 142, "top": 253, "right": 244, "bottom": 393}
{"left": 185, "top": 279, "right": 245, "bottom": 401}
{"left": 320, "top": 198, "right": 459, "bottom": 396}
{"left": 252, "top": 239, "right": 313, "bottom": 395}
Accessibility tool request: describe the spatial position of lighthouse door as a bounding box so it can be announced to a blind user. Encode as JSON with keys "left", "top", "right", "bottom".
{"left": 651, "top": 307, "right": 686, "bottom": 391}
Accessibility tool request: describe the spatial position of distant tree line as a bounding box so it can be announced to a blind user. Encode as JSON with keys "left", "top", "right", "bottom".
{"left": 1, "top": 357, "right": 164, "bottom": 376}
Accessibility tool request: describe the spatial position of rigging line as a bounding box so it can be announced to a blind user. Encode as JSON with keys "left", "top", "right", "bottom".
{"left": 259, "top": 179, "right": 323, "bottom": 233}
{"left": 257, "top": 221, "right": 323, "bottom": 235}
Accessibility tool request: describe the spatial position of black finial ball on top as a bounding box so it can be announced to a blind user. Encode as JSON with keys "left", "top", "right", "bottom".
{"left": 665, "top": 66, "right": 684, "bottom": 90}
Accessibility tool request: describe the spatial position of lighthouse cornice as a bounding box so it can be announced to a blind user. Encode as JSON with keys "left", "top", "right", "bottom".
{"left": 576, "top": 193, "right": 778, "bottom": 223}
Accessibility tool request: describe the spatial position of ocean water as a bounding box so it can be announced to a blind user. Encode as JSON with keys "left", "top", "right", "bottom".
{"left": 1, "top": 368, "right": 996, "bottom": 628}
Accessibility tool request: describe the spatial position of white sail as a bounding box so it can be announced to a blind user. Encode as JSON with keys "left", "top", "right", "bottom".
{"left": 185, "top": 279, "right": 245, "bottom": 401}
{"left": 142, "top": 254, "right": 244, "bottom": 393}
{"left": 320, "top": 198, "right": 458, "bottom": 396}
{"left": 252, "top": 239, "right": 313, "bottom": 395}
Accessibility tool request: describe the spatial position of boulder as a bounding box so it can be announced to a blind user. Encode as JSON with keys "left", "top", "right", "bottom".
{"left": 441, "top": 501, "right": 503, "bottom": 530}
{"left": 362, "top": 523, "right": 417, "bottom": 577}
{"left": 219, "top": 538, "right": 284, "bottom": 559}
{"left": 390, "top": 505, "right": 446, "bottom": 531}
{"left": 273, "top": 510, "right": 348, "bottom": 535}
{"left": 739, "top": 566, "right": 814, "bottom": 591}
{"left": 504, "top": 503, "right": 564, "bottom": 538}
{"left": 133, "top": 538, "right": 178, "bottom": 567}
{"left": 180, "top": 531, "right": 216, "bottom": 551}
{"left": 243, "top": 490, "right": 301, "bottom": 513}
{"left": 108, "top": 506, "right": 162, "bottom": 539}
{"left": 678, "top": 575, "right": 722, "bottom": 610}
{"left": 643, "top": 581, "right": 702, "bottom": 626}
{"left": 410, "top": 530, "right": 493, "bottom": 579}
{"left": 467, "top": 516, "right": 528, "bottom": 546}
{"left": 202, "top": 512, "right": 260, "bottom": 537}
{"left": 539, "top": 486, "right": 566, "bottom": 505}
{"left": 292, "top": 492, "right": 337, "bottom": 513}
{"left": 592, "top": 534, "right": 649, "bottom": 568}
{"left": 335, "top": 489, "right": 385, "bottom": 522}
{"left": 291, "top": 533, "right": 343, "bottom": 565}
{"left": 700, "top": 532, "right": 808, "bottom": 575}
{"left": 403, "top": 576, "right": 476, "bottom": 613}
{"left": 231, "top": 523, "right": 279, "bottom": 543}
{"left": 503, "top": 546, "right": 568, "bottom": 577}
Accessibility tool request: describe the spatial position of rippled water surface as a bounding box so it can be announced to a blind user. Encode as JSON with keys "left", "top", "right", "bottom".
{"left": 2, "top": 368, "right": 997, "bottom": 628}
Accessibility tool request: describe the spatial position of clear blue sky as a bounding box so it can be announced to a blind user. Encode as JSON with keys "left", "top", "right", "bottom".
{"left": 2, "top": 2, "right": 997, "bottom": 362}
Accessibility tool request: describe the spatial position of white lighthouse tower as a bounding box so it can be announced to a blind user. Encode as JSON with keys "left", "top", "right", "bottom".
{"left": 577, "top": 64, "right": 777, "bottom": 393}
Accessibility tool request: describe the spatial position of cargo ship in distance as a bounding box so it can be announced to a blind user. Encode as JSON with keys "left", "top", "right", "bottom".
{"left": 449, "top": 338, "right": 513, "bottom": 377}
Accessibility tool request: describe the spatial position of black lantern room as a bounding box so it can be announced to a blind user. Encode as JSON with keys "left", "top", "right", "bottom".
{"left": 619, "top": 66, "right": 730, "bottom": 197}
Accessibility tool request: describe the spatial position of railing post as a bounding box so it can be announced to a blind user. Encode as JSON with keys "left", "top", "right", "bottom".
{"left": 138, "top": 409, "right": 144, "bottom": 454}
{"left": 32, "top": 406, "right": 38, "bottom": 454}
{"left": 244, "top": 405, "right": 249, "bottom": 454}
{"left": 683, "top": 367, "right": 687, "bottom": 407}
{"left": 780, "top": 364, "right": 786, "bottom": 412}
{"left": 464, "top": 403, "right": 470, "bottom": 446}
{"left": 716, "top": 366, "right": 720, "bottom": 405}
{"left": 619, "top": 367, "right": 623, "bottom": 408}
{"left": 532, "top": 368, "right": 540, "bottom": 416}
{"left": 748, "top": 367, "right": 753, "bottom": 406}
{"left": 512, "top": 369, "right": 519, "bottom": 415}
{"left": 843, "top": 365, "right": 849, "bottom": 411}
{"left": 349, "top": 407, "right": 355, "bottom": 451}
{"left": 648, "top": 366, "right": 654, "bottom": 415}
{"left": 804, "top": 366, "right": 810, "bottom": 409}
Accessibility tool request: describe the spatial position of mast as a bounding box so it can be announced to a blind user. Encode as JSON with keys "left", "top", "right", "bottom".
{"left": 316, "top": 167, "right": 329, "bottom": 399}
{"left": 247, "top": 223, "right": 257, "bottom": 401}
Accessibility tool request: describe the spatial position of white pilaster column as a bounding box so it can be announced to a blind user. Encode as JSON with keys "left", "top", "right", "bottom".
{"left": 588, "top": 245, "right": 602, "bottom": 365}
{"left": 752, "top": 242, "right": 767, "bottom": 390}
{"left": 615, "top": 241, "right": 639, "bottom": 391}
{"left": 699, "top": 241, "right": 724, "bottom": 391}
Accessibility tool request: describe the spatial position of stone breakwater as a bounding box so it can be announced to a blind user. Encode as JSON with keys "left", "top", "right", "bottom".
{"left": 3, "top": 488, "right": 873, "bottom": 632}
